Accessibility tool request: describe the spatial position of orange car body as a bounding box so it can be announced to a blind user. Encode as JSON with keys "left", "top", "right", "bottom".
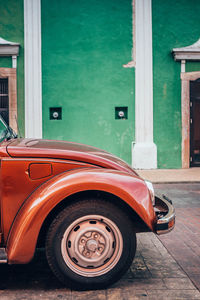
{"left": 0, "top": 138, "right": 175, "bottom": 265}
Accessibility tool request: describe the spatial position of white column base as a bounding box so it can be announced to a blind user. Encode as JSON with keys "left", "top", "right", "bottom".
{"left": 132, "top": 142, "right": 157, "bottom": 169}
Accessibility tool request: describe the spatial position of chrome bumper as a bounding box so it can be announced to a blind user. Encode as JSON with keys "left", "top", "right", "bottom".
{"left": 154, "top": 194, "right": 175, "bottom": 235}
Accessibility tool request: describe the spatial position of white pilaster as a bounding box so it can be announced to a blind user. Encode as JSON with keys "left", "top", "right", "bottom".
{"left": 24, "top": 0, "right": 42, "bottom": 138}
{"left": 12, "top": 55, "right": 17, "bottom": 68}
{"left": 181, "top": 60, "right": 186, "bottom": 73}
{"left": 132, "top": 0, "right": 157, "bottom": 169}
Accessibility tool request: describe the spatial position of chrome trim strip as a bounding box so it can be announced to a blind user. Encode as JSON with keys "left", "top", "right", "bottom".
{"left": 156, "top": 225, "right": 174, "bottom": 235}
{"left": 0, "top": 248, "right": 7, "bottom": 264}
{"left": 145, "top": 180, "right": 155, "bottom": 206}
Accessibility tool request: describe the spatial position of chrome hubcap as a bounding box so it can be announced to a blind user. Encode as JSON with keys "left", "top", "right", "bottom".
{"left": 61, "top": 215, "right": 123, "bottom": 277}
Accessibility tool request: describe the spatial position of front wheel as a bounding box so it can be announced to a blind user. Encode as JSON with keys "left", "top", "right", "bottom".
{"left": 46, "top": 199, "right": 136, "bottom": 290}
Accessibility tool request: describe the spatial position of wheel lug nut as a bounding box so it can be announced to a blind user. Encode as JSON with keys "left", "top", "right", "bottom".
{"left": 94, "top": 234, "right": 98, "bottom": 238}
{"left": 81, "top": 239, "right": 85, "bottom": 243}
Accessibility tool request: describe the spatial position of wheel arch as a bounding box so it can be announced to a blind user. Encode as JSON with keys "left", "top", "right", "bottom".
{"left": 6, "top": 168, "right": 155, "bottom": 264}
{"left": 37, "top": 190, "right": 150, "bottom": 248}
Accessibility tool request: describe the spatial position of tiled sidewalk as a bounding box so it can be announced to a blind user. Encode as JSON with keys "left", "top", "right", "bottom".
{"left": 137, "top": 168, "right": 200, "bottom": 183}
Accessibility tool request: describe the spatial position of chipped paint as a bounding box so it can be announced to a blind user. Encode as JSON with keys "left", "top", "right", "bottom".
{"left": 123, "top": 0, "right": 136, "bottom": 68}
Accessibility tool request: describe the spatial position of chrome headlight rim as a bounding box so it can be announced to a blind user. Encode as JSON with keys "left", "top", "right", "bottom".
{"left": 145, "top": 180, "right": 155, "bottom": 206}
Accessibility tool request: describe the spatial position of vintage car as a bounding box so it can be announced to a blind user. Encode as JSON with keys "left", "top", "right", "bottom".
{"left": 0, "top": 116, "right": 175, "bottom": 290}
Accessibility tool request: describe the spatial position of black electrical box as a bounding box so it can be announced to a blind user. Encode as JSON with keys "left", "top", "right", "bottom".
{"left": 115, "top": 107, "right": 128, "bottom": 120}
{"left": 50, "top": 107, "right": 62, "bottom": 120}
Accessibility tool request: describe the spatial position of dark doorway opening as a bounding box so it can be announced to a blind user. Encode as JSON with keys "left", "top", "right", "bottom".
{"left": 190, "top": 78, "right": 200, "bottom": 167}
{"left": 0, "top": 78, "right": 9, "bottom": 125}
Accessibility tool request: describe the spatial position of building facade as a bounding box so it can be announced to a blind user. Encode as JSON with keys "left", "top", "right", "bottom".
{"left": 0, "top": 0, "right": 200, "bottom": 169}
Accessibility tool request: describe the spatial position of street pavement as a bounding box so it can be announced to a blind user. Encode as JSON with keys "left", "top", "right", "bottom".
{"left": 0, "top": 183, "right": 199, "bottom": 299}
{"left": 156, "top": 183, "right": 200, "bottom": 296}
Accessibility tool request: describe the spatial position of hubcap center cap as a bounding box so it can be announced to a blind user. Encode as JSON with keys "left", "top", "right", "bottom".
{"left": 86, "top": 239, "right": 98, "bottom": 252}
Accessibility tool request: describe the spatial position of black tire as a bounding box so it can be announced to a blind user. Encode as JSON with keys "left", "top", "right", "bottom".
{"left": 45, "top": 199, "right": 136, "bottom": 290}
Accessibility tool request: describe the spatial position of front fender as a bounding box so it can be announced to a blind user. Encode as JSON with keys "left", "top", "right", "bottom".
{"left": 6, "top": 168, "right": 156, "bottom": 264}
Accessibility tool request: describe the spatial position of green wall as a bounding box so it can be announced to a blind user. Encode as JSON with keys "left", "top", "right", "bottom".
{"left": 41, "top": 0, "right": 134, "bottom": 164}
{"left": 0, "top": 0, "right": 199, "bottom": 168}
{"left": 186, "top": 62, "right": 200, "bottom": 73}
{"left": 152, "top": 0, "right": 200, "bottom": 168}
{"left": 0, "top": 0, "right": 24, "bottom": 135}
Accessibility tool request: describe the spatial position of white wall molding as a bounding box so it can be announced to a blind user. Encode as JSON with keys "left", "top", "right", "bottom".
{"left": 24, "top": 0, "right": 42, "bottom": 138}
{"left": 0, "top": 37, "right": 20, "bottom": 68}
{"left": 0, "top": 37, "right": 20, "bottom": 56}
{"left": 132, "top": 0, "right": 157, "bottom": 169}
{"left": 173, "top": 38, "right": 200, "bottom": 61}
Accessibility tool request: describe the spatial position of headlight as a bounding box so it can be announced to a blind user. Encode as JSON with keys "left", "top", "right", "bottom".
{"left": 145, "top": 180, "right": 155, "bottom": 206}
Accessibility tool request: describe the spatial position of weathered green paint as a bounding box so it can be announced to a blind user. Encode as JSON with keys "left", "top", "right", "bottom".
{"left": 41, "top": 0, "right": 134, "bottom": 164}
{"left": 0, "top": 0, "right": 24, "bottom": 135}
{"left": 0, "top": 58, "right": 12, "bottom": 69}
{"left": 186, "top": 62, "right": 200, "bottom": 73}
{"left": 152, "top": 0, "right": 200, "bottom": 168}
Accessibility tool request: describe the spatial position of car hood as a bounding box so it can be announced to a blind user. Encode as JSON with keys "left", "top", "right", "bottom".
{"left": 6, "top": 139, "right": 138, "bottom": 176}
